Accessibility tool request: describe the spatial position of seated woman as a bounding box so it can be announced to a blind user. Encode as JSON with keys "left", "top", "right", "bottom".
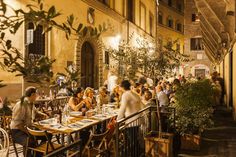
{"left": 83, "top": 87, "right": 97, "bottom": 109}
{"left": 96, "top": 86, "right": 109, "bottom": 105}
{"left": 110, "top": 85, "right": 122, "bottom": 103}
{"left": 68, "top": 87, "right": 86, "bottom": 111}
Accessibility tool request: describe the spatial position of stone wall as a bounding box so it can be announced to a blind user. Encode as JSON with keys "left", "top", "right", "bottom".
{"left": 184, "top": 0, "right": 213, "bottom": 77}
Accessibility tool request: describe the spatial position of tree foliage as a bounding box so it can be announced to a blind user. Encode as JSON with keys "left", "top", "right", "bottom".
{"left": 107, "top": 35, "right": 191, "bottom": 80}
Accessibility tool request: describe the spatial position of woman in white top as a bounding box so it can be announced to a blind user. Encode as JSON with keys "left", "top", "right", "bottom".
{"left": 117, "top": 80, "right": 144, "bottom": 121}
{"left": 117, "top": 80, "right": 144, "bottom": 156}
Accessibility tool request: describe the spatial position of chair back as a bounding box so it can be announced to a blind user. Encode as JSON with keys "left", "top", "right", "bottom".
{"left": 0, "top": 116, "right": 12, "bottom": 132}
{"left": 0, "top": 127, "right": 9, "bottom": 157}
{"left": 26, "top": 127, "right": 57, "bottom": 154}
{"left": 27, "top": 127, "right": 46, "bottom": 137}
{"left": 82, "top": 129, "right": 110, "bottom": 155}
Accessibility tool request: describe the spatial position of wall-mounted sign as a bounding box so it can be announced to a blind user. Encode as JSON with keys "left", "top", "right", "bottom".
{"left": 87, "top": 7, "right": 95, "bottom": 24}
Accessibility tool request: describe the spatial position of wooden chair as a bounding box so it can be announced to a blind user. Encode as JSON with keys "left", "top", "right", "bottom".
{"left": 82, "top": 129, "right": 111, "bottom": 157}
{"left": 44, "top": 139, "right": 81, "bottom": 157}
{"left": 25, "top": 127, "right": 63, "bottom": 157}
{"left": 0, "top": 115, "right": 21, "bottom": 157}
{"left": 0, "top": 127, "right": 10, "bottom": 157}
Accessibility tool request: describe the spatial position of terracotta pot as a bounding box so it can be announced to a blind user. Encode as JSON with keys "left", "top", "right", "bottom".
{"left": 180, "top": 134, "right": 201, "bottom": 151}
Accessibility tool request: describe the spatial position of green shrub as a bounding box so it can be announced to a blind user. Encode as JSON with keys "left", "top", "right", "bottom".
{"left": 171, "top": 79, "right": 215, "bottom": 135}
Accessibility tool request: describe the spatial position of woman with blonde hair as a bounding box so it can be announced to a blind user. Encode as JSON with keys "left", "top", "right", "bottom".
{"left": 83, "top": 87, "right": 96, "bottom": 109}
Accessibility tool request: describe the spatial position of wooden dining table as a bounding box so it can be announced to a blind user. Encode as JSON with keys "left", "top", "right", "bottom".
{"left": 33, "top": 108, "right": 119, "bottom": 144}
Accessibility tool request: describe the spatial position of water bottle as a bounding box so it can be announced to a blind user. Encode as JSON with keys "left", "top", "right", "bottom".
{"left": 49, "top": 89, "right": 53, "bottom": 100}
{"left": 62, "top": 104, "right": 69, "bottom": 125}
{"left": 53, "top": 89, "right": 57, "bottom": 99}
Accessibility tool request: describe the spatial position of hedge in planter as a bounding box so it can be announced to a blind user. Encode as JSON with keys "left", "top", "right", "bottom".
{"left": 170, "top": 79, "right": 215, "bottom": 150}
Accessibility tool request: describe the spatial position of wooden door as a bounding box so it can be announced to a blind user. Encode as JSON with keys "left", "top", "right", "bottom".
{"left": 81, "top": 41, "right": 94, "bottom": 88}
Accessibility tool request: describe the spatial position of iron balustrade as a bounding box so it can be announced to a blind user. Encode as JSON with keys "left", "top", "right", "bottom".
{"left": 114, "top": 105, "right": 176, "bottom": 157}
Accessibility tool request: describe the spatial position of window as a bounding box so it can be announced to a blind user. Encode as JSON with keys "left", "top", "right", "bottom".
{"left": 27, "top": 22, "right": 45, "bottom": 56}
{"left": 114, "top": 0, "right": 124, "bottom": 15}
{"left": 177, "top": 3, "right": 182, "bottom": 12}
{"left": 149, "top": 12, "right": 154, "bottom": 36}
{"left": 176, "top": 43, "right": 180, "bottom": 51}
{"left": 127, "top": 0, "right": 135, "bottom": 23}
{"left": 140, "top": 3, "right": 146, "bottom": 30}
{"left": 168, "top": 0, "right": 172, "bottom": 6}
{"left": 98, "top": 0, "right": 110, "bottom": 6}
{"left": 105, "top": 51, "right": 109, "bottom": 64}
{"left": 167, "top": 16, "right": 173, "bottom": 28}
{"left": 192, "top": 13, "right": 200, "bottom": 22}
{"left": 176, "top": 22, "right": 182, "bottom": 32}
{"left": 158, "top": 12, "right": 163, "bottom": 24}
{"left": 190, "top": 38, "right": 204, "bottom": 50}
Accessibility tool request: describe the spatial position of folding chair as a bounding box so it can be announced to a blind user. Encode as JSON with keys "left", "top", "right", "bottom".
{"left": 82, "top": 129, "right": 111, "bottom": 157}
{"left": 0, "top": 127, "right": 10, "bottom": 157}
{"left": 25, "top": 127, "right": 63, "bottom": 157}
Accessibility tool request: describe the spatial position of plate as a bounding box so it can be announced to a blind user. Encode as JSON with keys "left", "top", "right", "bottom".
{"left": 39, "top": 120, "right": 50, "bottom": 125}
{"left": 80, "top": 119, "right": 94, "bottom": 123}
{"left": 93, "top": 114, "right": 106, "bottom": 118}
{"left": 50, "top": 124, "right": 62, "bottom": 129}
{"left": 68, "top": 123, "right": 83, "bottom": 128}
{"left": 70, "top": 111, "right": 82, "bottom": 116}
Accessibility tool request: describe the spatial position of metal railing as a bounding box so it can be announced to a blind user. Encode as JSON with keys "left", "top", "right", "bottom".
{"left": 114, "top": 105, "right": 176, "bottom": 157}
{"left": 115, "top": 106, "right": 156, "bottom": 157}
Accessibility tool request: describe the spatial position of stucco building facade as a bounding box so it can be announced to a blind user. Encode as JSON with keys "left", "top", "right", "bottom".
{"left": 0, "top": 0, "right": 157, "bottom": 100}
{"left": 157, "top": 0, "right": 185, "bottom": 75}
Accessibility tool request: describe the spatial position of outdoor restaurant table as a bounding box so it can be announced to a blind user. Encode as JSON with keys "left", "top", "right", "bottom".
{"left": 33, "top": 108, "right": 119, "bottom": 144}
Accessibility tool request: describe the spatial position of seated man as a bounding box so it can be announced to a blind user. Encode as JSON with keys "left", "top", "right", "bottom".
{"left": 10, "top": 87, "right": 48, "bottom": 156}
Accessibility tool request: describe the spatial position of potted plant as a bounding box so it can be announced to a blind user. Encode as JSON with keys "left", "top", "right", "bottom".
{"left": 170, "top": 79, "right": 215, "bottom": 150}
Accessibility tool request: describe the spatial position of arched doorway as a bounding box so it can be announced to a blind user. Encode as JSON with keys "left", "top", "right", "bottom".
{"left": 81, "top": 41, "right": 94, "bottom": 88}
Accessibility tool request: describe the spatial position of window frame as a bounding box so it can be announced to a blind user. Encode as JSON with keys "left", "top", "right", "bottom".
{"left": 167, "top": 16, "right": 173, "bottom": 28}
{"left": 176, "top": 20, "right": 182, "bottom": 32}
{"left": 97, "top": 0, "right": 110, "bottom": 7}
{"left": 149, "top": 11, "right": 154, "bottom": 36}
{"left": 127, "top": 0, "right": 135, "bottom": 23}
{"left": 190, "top": 37, "right": 204, "bottom": 51}
{"left": 139, "top": 2, "right": 146, "bottom": 31}
{"left": 158, "top": 11, "right": 163, "bottom": 24}
{"left": 25, "top": 22, "right": 47, "bottom": 57}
